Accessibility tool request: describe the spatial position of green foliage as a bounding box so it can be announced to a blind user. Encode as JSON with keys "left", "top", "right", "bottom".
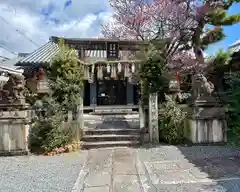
{"left": 201, "top": 28, "right": 225, "bottom": 50}
{"left": 210, "top": 49, "right": 232, "bottom": 73}
{"left": 159, "top": 95, "right": 187, "bottom": 144}
{"left": 139, "top": 43, "right": 169, "bottom": 95}
{"left": 29, "top": 100, "right": 73, "bottom": 153}
{"left": 196, "top": 1, "right": 240, "bottom": 50}
{"left": 223, "top": 72, "right": 240, "bottom": 146}
{"left": 47, "top": 39, "right": 84, "bottom": 110}
{"left": 29, "top": 39, "right": 84, "bottom": 153}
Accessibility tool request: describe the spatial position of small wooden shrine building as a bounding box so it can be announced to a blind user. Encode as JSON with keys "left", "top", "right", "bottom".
{"left": 15, "top": 37, "right": 147, "bottom": 111}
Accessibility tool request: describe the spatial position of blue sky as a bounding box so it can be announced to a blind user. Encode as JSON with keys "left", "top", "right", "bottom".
{"left": 0, "top": 0, "right": 239, "bottom": 58}
{"left": 206, "top": 3, "right": 240, "bottom": 55}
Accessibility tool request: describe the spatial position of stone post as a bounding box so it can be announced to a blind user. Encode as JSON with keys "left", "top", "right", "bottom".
{"left": 139, "top": 100, "right": 145, "bottom": 129}
{"left": 148, "top": 92, "right": 159, "bottom": 143}
{"left": 75, "top": 88, "right": 84, "bottom": 145}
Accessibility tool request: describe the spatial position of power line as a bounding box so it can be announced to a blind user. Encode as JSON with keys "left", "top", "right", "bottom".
{"left": 0, "top": 55, "right": 10, "bottom": 60}
{"left": 0, "top": 45, "right": 17, "bottom": 56}
{"left": 0, "top": 15, "right": 40, "bottom": 47}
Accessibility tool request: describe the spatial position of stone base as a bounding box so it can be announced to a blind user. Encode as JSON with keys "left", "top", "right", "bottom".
{"left": 0, "top": 149, "right": 29, "bottom": 156}
{"left": 186, "top": 118, "right": 227, "bottom": 144}
{"left": 140, "top": 133, "right": 150, "bottom": 144}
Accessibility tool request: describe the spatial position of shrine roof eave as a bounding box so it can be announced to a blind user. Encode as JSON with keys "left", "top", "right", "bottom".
{"left": 50, "top": 36, "right": 152, "bottom": 46}
{"left": 15, "top": 41, "right": 60, "bottom": 67}
{"left": 15, "top": 61, "right": 49, "bottom": 67}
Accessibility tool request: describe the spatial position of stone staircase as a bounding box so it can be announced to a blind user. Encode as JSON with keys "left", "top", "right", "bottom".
{"left": 82, "top": 112, "right": 141, "bottom": 149}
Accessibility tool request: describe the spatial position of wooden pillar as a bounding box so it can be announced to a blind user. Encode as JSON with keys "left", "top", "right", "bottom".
{"left": 149, "top": 93, "right": 159, "bottom": 143}
{"left": 126, "top": 81, "right": 134, "bottom": 105}
{"left": 90, "top": 81, "right": 97, "bottom": 107}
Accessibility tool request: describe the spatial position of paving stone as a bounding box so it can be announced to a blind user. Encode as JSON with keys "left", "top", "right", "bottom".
{"left": 83, "top": 186, "right": 110, "bottom": 192}
{"left": 151, "top": 162, "right": 181, "bottom": 171}
{"left": 154, "top": 182, "right": 228, "bottom": 192}
{"left": 177, "top": 161, "right": 196, "bottom": 170}
{"left": 85, "top": 149, "right": 112, "bottom": 173}
{"left": 84, "top": 172, "right": 111, "bottom": 187}
{"left": 189, "top": 167, "right": 212, "bottom": 180}
{"left": 113, "top": 175, "right": 141, "bottom": 192}
{"left": 114, "top": 162, "right": 138, "bottom": 174}
{"left": 153, "top": 170, "right": 196, "bottom": 184}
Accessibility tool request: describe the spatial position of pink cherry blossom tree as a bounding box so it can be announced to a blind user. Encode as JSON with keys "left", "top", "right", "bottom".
{"left": 102, "top": 0, "right": 194, "bottom": 64}
{"left": 102, "top": 0, "right": 240, "bottom": 74}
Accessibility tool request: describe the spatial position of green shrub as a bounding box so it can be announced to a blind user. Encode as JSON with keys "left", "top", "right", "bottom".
{"left": 28, "top": 39, "right": 84, "bottom": 153}
{"left": 29, "top": 101, "right": 73, "bottom": 153}
{"left": 223, "top": 72, "right": 240, "bottom": 146}
{"left": 159, "top": 95, "right": 187, "bottom": 144}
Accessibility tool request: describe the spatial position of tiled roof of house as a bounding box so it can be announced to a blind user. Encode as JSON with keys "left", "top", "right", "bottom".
{"left": 1, "top": 56, "right": 25, "bottom": 69}
{"left": 16, "top": 40, "right": 111, "bottom": 66}
{"left": 16, "top": 41, "right": 60, "bottom": 66}
{"left": 0, "top": 55, "right": 25, "bottom": 82}
{"left": 228, "top": 40, "right": 240, "bottom": 54}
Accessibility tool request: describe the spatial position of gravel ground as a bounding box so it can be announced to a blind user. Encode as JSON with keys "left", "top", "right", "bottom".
{"left": 1, "top": 146, "right": 240, "bottom": 192}
{"left": 0, "top": 151, "right": 88, "bottom": 192}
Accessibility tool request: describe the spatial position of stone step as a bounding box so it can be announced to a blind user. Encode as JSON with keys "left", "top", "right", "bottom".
{"left": 90, "top": 111, "right": 138, "bottom": 115}
{"left": 81, "top": 140, "right": 140, "bottom": 149}
{"left": 84, "top": 128, "right": 141, "bottom": 135}
{"left": 82, "top": 134, "right": 140, "bottom": 142}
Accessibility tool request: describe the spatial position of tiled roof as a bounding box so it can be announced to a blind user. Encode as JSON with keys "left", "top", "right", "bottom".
{"left": 16, "top": 41, "right": 60, "bottom": 66}
{"left": 16, "top": 42, "right": 109, "bottom": 66}
{"left": 1, "top": 56, "right": 25, "bottom": 70}
{"left": 228, "top": 40, "right": 240, "bottom": 54}
{"left": 15, "top": 38, "right": 139, "bottom": 67}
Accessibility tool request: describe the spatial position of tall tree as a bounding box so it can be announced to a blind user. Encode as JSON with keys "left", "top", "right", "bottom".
{"left": 102, "top": 0, "right": 194, "bottom": 67}
{"left": 102, "top": 0, "right": 240, "bottom": 73}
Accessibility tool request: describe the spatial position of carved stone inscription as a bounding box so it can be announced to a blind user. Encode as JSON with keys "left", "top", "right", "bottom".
{"left": 149, "top": 93, "right": 159, "bottom": 143}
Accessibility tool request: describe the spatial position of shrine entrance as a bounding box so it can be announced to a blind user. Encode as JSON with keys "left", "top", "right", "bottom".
{"left": 97, "top": 80, "right": 126, "bottom": 105}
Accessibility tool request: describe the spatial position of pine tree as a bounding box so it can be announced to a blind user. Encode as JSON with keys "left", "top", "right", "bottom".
{"left": 188, "top": 0, "right": 240, "bottom": 72}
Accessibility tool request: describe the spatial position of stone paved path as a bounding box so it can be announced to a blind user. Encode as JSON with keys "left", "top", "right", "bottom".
{"left": 77, "top": 146, "right": 240, "bottom": 192}
{"left": 2, "top": 146, "right": 240, "bottom": 191}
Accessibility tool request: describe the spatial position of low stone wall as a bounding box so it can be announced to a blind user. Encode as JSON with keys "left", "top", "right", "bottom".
{"left": 186, "top": 119, "right": 227, "bottom": 144}
{"left": 182, "top": 105, "right": 227, "bottom": 144}
{"left": 0, "top": 110, "right": 33, "bottom": 156}
{"left": 158, "top": 104, "right": 227, "bottom": 145}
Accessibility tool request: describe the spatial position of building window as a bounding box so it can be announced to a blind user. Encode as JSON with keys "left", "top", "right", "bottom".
{"left": 107, "top": 43, "right": 118, "bottom": 59}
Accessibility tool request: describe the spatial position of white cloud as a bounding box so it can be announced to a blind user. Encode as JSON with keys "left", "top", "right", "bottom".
{"left": 0, "top": 0, "right": 112, "bottom": 59}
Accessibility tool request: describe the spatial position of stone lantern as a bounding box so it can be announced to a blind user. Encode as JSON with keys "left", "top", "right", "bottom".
{"left": 168, "top": 71, "right": 181, "bottom": 101}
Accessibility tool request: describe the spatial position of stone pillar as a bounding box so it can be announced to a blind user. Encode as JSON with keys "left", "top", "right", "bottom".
{"left": 77, "top": 87, "right": 84, "bottom": 136}
{"left": 139, "top": 100, "right": 145, "bottom": 129}
{"left": 149, "top": 93, "right": 159, "bottom": 143}
{"left": 126, "top": 81, "right": 134, "bottom": 105}
{"left": 90, "top": 81, "right": 97, "bottom": 107}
